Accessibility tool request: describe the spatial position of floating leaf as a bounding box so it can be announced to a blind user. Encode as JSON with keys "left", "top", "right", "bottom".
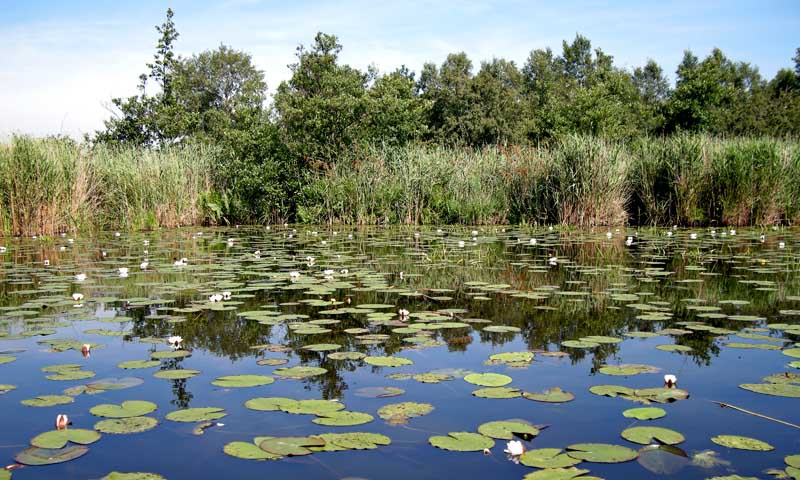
{"left": 637, "top": 444, "right": 689, "bottom": 475}
{"left": 566, "top": 443, "right": 638, "bottom": 463}
{"left": 166, "top": 407, "right": 227, "bottom": 422}
{"left": 273, "top": 366, "right": 328, "bottom": 378}
{"left": 86, "top": 377, "right": 144, "bottom": 391}
{"left": 101, "top": 473, "right": 166, "bottom": 480}
{"left": 14, "top": 445, "right": 88, "bottom": 465}
{"left": 599, "top": 364, "right": 659, "bottom": 376}
{"left": 710, "top": 435, "right": 774, "bottom": 451}
{"left": 21, "top": 394, "right": 74, "bottom": 407}
{"left": 90, "top": 400, "right": 157, "bottom": 418}
{"left": 117, "top": 360, "right": 160, "bottom": 370}
{"left": 464, "top": 373, "right": 512, "bottom": 387}
{"left": 211, "top": 375, "right": 274, "bottom": 388}
{"left": 621, "top": 426, "right": 685, "bottom": 445}
{"left": 258, "top": 436, "right": 324, "bottom": 456}
{"left": 472, "top": 387, "right": 522, "bottom": 399}
{"left": 312, "top": 432, "right": 391, "bottom": 451}
{"left": 520, "top": 448, "right": 582, "bottom": 468}
{"left": 153, "top": 369, "right": 200, "bottom": 380}
{"left": 739, "top": 383, "right": 800, "bottom": 397}
{"left": 377, "top": 402, "right": 434, "bottom": 425}
{"left": 561, "top": 340, "right": 599, "bottom": 349}
{"left": 150, "top": 350, "right": 191, "bottom": 359}
{"left": 363, "top": 356, "right": 413, "bottom": 367}
{"left": 244, "top": 397, "right": 298, "bottom": 412}
{"left": 223, "top": 441, "right": 281, "bottom": 460}
{"left": 477, "top": 420, "right": 539, "bottom": 440}
{"left": 428, "top": 432, "right": 494, "bottom": 452}
{"left": 622, "top": 407, "right": 666, "bottom": 420}
{"left": 523, "top": 387, "right": 575, "bottom": 403}
{"left": 312, "top": 411, "right": 374, "bottom": 426}
{"left": 0, "top": 355, "right": 16, "bottom": 364}
{"left": 94, "top": 417, "right": 158, "bottom": 434}
{"left": 522, "top": 467, "right": 591, "bottom": 480}
{"left": 327, "top": 352, "right": 366, "bottom": 361}
{"left": 30, "top": 429, "right": 101, "bottom": 448}
{"left": 354, "top": 386, "right": 404, "bottom": 398}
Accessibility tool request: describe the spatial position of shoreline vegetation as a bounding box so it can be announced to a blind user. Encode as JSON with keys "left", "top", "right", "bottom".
{"left": 3, "top": 9, "right": 800, "bottom": 235}
{"left": 1, "top": 134, "right": 798, "bottom": 236}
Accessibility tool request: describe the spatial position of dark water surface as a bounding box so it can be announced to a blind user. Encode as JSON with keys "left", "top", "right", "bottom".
{"left": 0, "top": 226, "right": 798, "bottom": 479}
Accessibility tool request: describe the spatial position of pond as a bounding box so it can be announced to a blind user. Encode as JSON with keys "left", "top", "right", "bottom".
{"left": 0, "top": 226, "right": 798, "bottom": 480}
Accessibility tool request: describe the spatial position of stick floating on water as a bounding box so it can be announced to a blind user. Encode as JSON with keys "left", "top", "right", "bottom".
{"left": 711, "top": 400, "right": 800, "bottom": 429}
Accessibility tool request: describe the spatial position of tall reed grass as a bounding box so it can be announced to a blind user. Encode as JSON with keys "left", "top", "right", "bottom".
{"left": 300, "top": 134, "right": 800, "bottom": 226}
{"left": 0, "top": 136, "right": 215, "bottom": 235}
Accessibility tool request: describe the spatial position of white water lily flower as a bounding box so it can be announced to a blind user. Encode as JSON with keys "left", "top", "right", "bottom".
{"left": 626, "top": 236, "right": 633, "bottom": 246}
{"left": 730, "top": 229, "right": 736, "bottom": 235}
{"left": 222, "top": 291, "right": 232, "bottom": 300}
{"left": 289, "top": 271, "right": 301, "bottom": 280}
{"left": 606, "top": 231, "right": 612, "bottom": 239}
{"left": 458, "top": 240, "right": 465, "bottom": 247}
{"left": 55, "top": 414, "right": 70, "bottom": 430}
{"left": 167, "top": 336, "right": 183, "bottom": 349}
{"left": 529, "top": 238, "right": 537, "bottom": 245}
{"left": 44, "top": 259, "right": 50, "bottom": 266}
{"left": 209, "top": 294, "right": 223, "bottom": 302}
{"left": 118, "top": 267, "right": 129, "bottom": 275}
{"left": 504, "top": 440, "right": 525, "bottom": 456}
{"left": 72, "top": 293, "right": 84, "bottom": 302}
{"left": 760, "top": 234, "right": 766, "bottom": 243}
{"left": 548, "top": 256, "right": 558, "bottom": 266}
{"left": 75, "top": 273, "right": 87, "bottom": 282}
{"left": 114, "top": 232, "right": 121, "bottom": 237}
{"left": 340, "top": 268, "right": 348, "bottom": 274}
{"left": 779, "top": 242, "right": 785, "bottom": 249}
{"left": 664, "top": 374, "right": 677, "bottom": 387}
{"left": 667, "top": 231, "right": 673, "bottom": 237}
{"left": 690, "top": 233, "right": 697, "bottom": 240}
{"left": 323, "top": 269, "right": 335, "bottom": 276}
{"left": 398, "top": 309, "right": 410, "bottom": 318}
{"left": 60, "top": 246, "right": 67, "bottom": 252}
{"left": 140, "top": 261, "right": 148, "bottom": 270}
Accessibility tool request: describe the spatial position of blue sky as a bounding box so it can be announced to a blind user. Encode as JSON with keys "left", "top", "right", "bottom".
{"left": 1, "top": 0, "right": 798, "bottom": 137}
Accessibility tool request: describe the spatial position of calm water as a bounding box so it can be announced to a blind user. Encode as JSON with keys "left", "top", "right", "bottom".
{"left": 0, "top": 226, "right": 798, "bottom": 479}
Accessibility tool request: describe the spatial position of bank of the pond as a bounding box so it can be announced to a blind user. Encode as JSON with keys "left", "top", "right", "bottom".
{"left": 2, "top": 134, "right": 799, "bottom": 235}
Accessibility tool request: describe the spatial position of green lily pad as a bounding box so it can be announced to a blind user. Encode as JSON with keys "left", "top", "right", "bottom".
{"left": 258, "top": 436, "right": 324, "bottom": 456}
{"left": 599, "top": 364, "right": 659, "bottom": 376}
{"left": 90, "top": 400, "right": 157, "bottom": 418}
{"left": 117, "top": 360, "right": 160, "bottom": 370}
{"left": 281, "top": 399, "right": 345, "bottom": 415}
{"left": 30, "top": 429, "right": 101, "bottom": 448}
{"left": 150, "top": 350, "right": 191, "bottom": 359}
{"left": 256, "top": 358, "right": 289, "bottom": 366}
{"left": 589, "top": 385, "right": 635, "bottom": 398}
{"left": 429, "top": 432, "right": 494, "bottom": 452}
{"left": 477, "top": 420, "right": 540, "bottom": 440}
{"left": 464, "top": 373, "right": 512, "bottom": 387}
{"left": 312, "top": 411, "right": 374, "bottom": 426}
{"left": 244, "top": 397, "right": 298, "bottom": 412}
{"left": 623, "top": 407, "right": 666, "bottom": 420}
{"left": 166, "top": 407, "right": 227, "bottom": 422}
{"left": 363, "top": 356, "right": 413, "bottom": 367}
{"left": 302, "top": 343, "right": 341, "bottom": 352}
{"left": 223, "top": 441, "right": 282, "bottom": 460}
{"left": 656, "top": 344, "right": 693, "bottom": 352}
{"left": 14, "top": 445, "right": 89, "bottom": 465}
{"left": 710, "top": 435, "right": 774, "bottom": 451}
{"left": 94, "top": 417, "right": 158, "bottom": 434}
{"left": 522, "top": 467, "right": 592, "bottom": 480}
{"left": 273, "top": 366, "right": 328, "bottom": 378}
{"left": 566, "top": 443, "right": 638, "bottom": 463}
{"left": 0, "top": 355, "right": 16, "bottom": 364}
{"left": 561, "top": 340, "right": 600, "bottom": 349}
{"left": 412, "top": 372, "right": 453, "bottom": 383}
{"left": 153, "top": 369, "right": 200, "bottom": 380}
{"left": 327, "top": 351, "right": 366, "bottom": 360}
{"left": 739, "top": 383, "right": 800, "bottom": 397}
{"left": 102, "top": 473, "right": 166, "bottom": 480}
{"left": 377, "top": 402, "right": 434, "bottom": 425}
{"left": 523, "top": 387, "right": 575, "bottom": 403}
{"left": 637, "top": 444, "right": 689, "bottom": 474}
{"left": 786, "top": 455, "right": 800, "bottom": 468}
{"left": 486, "top": 351, "right": 534, "bottom": 365}
{"left": 86, "top": 377, "right": 144, "bottom": 391}
{"left": 473, "top": 387, "right": 522, "bottom": 398}
{"left": 621, "top": 426, "right": 685, "bottom": 445}
{"left": 211, "top": 375, "right": 274, "bottom": 388}
{"left": 21, "top": 394, "right": 75, "bottom": 407}
{"left": 783, "top": 348, "right": 800, "bottom": 358}
{"left": 520, "top": 448, "right": 583, "bottom": 468}
{"left": 0, "top": 384, "right": 16, "bottom": 394}
{"left": 312, "top": 432, "right": 391, "bottom": 451}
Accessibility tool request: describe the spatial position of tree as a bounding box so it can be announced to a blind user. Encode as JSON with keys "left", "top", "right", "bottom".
{"left": 632, "top": 60, "right": 670, "bottom": 133}
{"left": 273, "top": 32, "right": 370, "bottom": 165}
{"left": 464, "top": 58, "right": 526, "bottom": 145}
{"left": 418, "top": 52, "right": 474, "bottom": 143}
{"left": 364, "top": 66, "right": 430, "bottom": 146}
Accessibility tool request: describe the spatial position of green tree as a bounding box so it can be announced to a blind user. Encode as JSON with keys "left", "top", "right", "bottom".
{"left": 464, "top": 58, "right": 526, "bottom": 145}
{"left": 273, "top": 32, "right": 370, "bottom": 165}
{"left": 632, "top": 60, "right": 670, "bottom": 133}
{"left": 418, "top": 52, "right": 474, "bottom": 142}
{"left": 364, "top": 66, "right": 430, "bottom": 146}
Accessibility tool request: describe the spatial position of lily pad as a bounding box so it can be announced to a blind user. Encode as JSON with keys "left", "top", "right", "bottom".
{"left": 102, "top": 473, "right": 166, "bottom": 480}
{"left": 281, "top": 399, "right": 345, "bottom": 415}
{"left": 561, "top": 340, "right": 600, "bottom": 349}
{"left": 522, "top": 467, "right": 592, "bottom": 480}
{"left": 117, "top": 360, "right": 160, "bottom": 370}
{"left": 244, "top": 397, "right": 301, "bottom": 412}
{"left": 464, "top": 372, "right": 512, "bottom": 387}
{"left": 428, "top": 432, "right": 495, "bottom": 452}
{"left": 637, "top": 444, "right": 689, "bottom": 475}
{"left": 739, "top": 383, "right": 800, "bottom": 397}
{"left": 710, "top": 435, "right": 774, "bottom": 451}
{"left": 90, "top": 400, "right": 157, "bottom": 418}
{"left": 312, "top": 432, "right": 391, "bottom": 451}
{"left": 30, "top": 429, "right": 101, "bottom": 448}
{"left": 354, "top": 386, "right": 405, "bottom": 398}
{"left": 621, "top": 426, "right": 685, "bottom": 445}
{"left": 211, "top": 375, "right": 274, "bottom": 388}
{"left": 94, "top": 417, "right": 158, "bottom": 434}
{"left": 14, "top": 445, "right": 89, "bottom": 465}
{"left": 258, "top": 436, "right": 325, "bottom": 456}
{"left": 223, "top": 441, "right": 282, "bottom": 460}
{"left": 523, "top": 387, "right": 575, "bottom": 403}
{"left": 273, "top": 366, "right": 328, "bottom": 378}
{"left": 166, "top": 407, "right": 227, "bottom": 422}
{"left": 312, "top": 411, "right": 374, "bottom": 426}
{"left": 566, "top": 443, "right": 638, "bottom": 463}
{"left": 622, "top": 407, "right": 666, "bottom": 420}
{"left": 477, "top": 420, "right": 540, "bottom": 440}
{"left": 21, "top": 394, "right": 75, "bottom": 407}
{"left": 599, "top": 364, "right": 659, "bottom": 376}
{"left": 377, "top": 402, "right": 434, "bottom": 425}
{"left": 363, "top": 356, "right": 413, "bottom": 367}
{"left": 473, "top": 387, "right": 522, "bottom": 398}
{"left": 153, "top": 369, "right": 200, "bottom": 380}
{"left": 520, "top": 448, "right": 583, "bottom": 468}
